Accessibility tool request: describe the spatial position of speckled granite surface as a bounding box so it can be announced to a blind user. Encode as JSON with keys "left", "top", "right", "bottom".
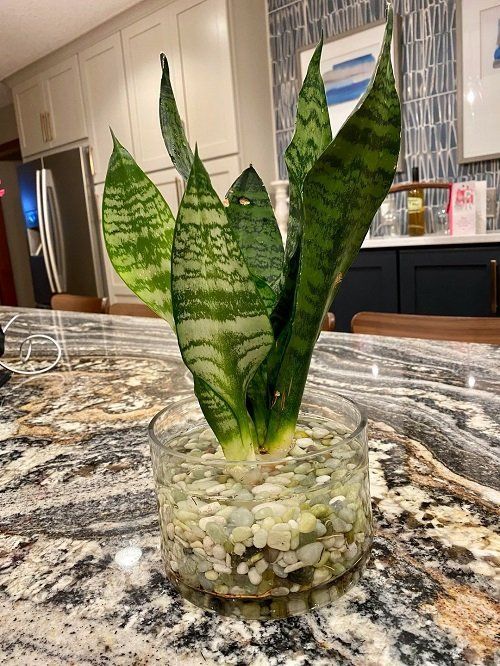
{"left": 0, "top": 307, "right": 498, "bottom": 666}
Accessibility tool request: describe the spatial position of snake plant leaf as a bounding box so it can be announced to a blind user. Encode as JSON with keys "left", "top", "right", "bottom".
{"left": 159, "top": 53, "right": 194, "bottom": 181}
{"left": 273, "top": 38, "right": 332, "bottom": 336}
{"left": 103, "top": 133, "right": 176, "bottom": 327}
{"left": 171, "top": 149, "right": 274, "bottom": 460}
{"left": 265, "top": 7, "right": 401, "bottom": 454}
{"left": 194, "top": 377, "right": 245, "bottom": 460}
{"left": 225, "top": 166, "right": 284, "bottom": 310}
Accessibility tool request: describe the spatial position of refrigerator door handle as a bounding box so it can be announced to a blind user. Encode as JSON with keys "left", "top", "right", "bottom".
{"left": 44, "top": 170, "right": 68, "bottom": 292}
{"left": 36, "top": 169, "right": 57, "bottom": 293}
{"left": 40, "top": 169, "right": 63, "bottom": 293}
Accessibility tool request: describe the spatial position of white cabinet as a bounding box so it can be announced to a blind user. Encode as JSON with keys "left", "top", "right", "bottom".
{"left": 12, "top": 56, "right": 87, "bottom": 157}
{"left": 150, "top": 168, "right": 184, "bottom": 216}
{"left": 44, "top": 56, "right": 87, "bottom": 148}
{"left": 13, "top": 75, "right": 46, "bottom": 156}
{"left": 121, "top": 0, "right": 239, "bottom": 173}
{"left": 122, "top": 9, "right": 184, "bottom": 173}
{"left": 80, "top": 34, "right": 134, "bottom": 184}
{"left": 174, "top": 0, "right": 238, "bottom": 161}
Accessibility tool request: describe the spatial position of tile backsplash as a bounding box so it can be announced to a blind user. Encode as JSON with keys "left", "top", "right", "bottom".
{"left": 267, "top": 0, "right": 500, "bottom": 232}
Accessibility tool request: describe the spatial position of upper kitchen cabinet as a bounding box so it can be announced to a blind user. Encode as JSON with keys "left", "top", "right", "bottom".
{"left": 121, "top": 0, "right": 239, "bottom": 172}
{"left": 79, "top": 34, "right": 134, "bottom": 184}
{"left": 44, "top": 57, "right": 87, "bottom": 148}
{"left": 120, "top": 0, "right": 274, "bottom": 182}
{"left": 12, "top": 56, "right": 87, "bottom": 157}
{"left": 174, "top": 0, "right": 238, "bottom": 161}
{"left": 122, "top": 8, "right": 181, "bottom": 173}
{"left": 12, "top": 75, "right": 46, "bottom": 156}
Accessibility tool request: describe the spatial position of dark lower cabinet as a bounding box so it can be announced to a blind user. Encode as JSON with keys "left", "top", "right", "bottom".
{"left": 399, "top": 247, "right": 500, "bottom": 317}
{"left": 331, "top": 250, "right": 399, "bottom": 332}
{"left": 330, "top": 243, "right": 500, "bottom": 332}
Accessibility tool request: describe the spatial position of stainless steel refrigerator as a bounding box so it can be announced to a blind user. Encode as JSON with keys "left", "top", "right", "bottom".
{"left": 16, "top": 146, "right": 106, "bottom": 306}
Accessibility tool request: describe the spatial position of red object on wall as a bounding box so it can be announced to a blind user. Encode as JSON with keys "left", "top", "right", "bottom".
{"left": 0, "top": 197, "right": 17, "bottom": 306}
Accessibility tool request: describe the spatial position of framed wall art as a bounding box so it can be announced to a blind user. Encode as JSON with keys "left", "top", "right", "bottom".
{"left": 298, "top": 17, "right": 403, "bottom": 171}
{"left": 458, "top": 0, "right": 500, "bottom": 162}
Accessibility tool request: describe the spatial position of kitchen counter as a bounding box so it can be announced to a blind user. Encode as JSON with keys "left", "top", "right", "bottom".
{"left": 361, "top": 232, "right": 500, "bottom": 249}
{"left": 0, "top": 307, "right": 498, "bottom": 666}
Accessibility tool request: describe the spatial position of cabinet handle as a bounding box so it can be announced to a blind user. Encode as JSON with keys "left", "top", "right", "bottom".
{"left": 490, "top": 259, "right": 498, "bottom": 315}
{"left": 40, "top": 113, "right": 47, "bottom": 142}
{"left": 88, "top": 146, "right": 95, "bottom": 177}
{"left": 45, "top": 113, "right": 53, "bottom": 142}
{"left": 175, "top": 177, "right": 184, "bottom": 207}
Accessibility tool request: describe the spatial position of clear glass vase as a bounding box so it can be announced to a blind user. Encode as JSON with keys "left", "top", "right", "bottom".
{"left": 149, "top": 389, "right": 372, "bottom": 620}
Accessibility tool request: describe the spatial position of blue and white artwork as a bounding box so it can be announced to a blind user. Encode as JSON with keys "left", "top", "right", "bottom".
{"left": 323, "top": 53, "right": 376, "bottom": 106}
{"left": 299, "top": 23, "right": 387, "bottom": 139}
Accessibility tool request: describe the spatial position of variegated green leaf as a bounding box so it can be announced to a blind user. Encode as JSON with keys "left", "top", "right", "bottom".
{"left": 194, "top": 377, "right": 244, "bottom": 460}
{"left": 171, "top": 149, "right": 274, "bottom": 460}
{"left": 103, "top": 134, "right": 175, "bottom": 326}
{"left": 266, "top": 8, "right": 401, "bottom": 453}
{"left": 225, "top": 166, "right": 283, "bottom": 310}
{"left": 159, "top": 53, "right": 194, "bottom": 181}
{"left": 273, "top": 38, "right": 332, "bottom": 336}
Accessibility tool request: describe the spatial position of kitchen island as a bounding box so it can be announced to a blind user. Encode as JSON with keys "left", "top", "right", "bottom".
{"left": 0, "top": 307, "right": 498, "bottom": 665}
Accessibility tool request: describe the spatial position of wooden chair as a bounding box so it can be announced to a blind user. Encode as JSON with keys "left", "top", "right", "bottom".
{"left": 321, "top": 312, "right": 336, "bottom": 332}
{"left": 108, "top": 302, "right": 158, "bottom": 318}
{"left": 351, "top": 312, "right": 500, "bottom": 345}
{"left": 51, "top": 293, "right": 108, "bottom": 314}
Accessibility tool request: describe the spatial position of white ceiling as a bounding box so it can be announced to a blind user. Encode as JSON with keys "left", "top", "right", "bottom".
{"left": 0, "top": 0, "right": 142, "bottom": 84}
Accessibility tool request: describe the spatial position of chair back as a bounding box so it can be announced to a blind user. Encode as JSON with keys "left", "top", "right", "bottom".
{"left": 108, "top": 302, "right": 158, "bottom": 318}
{"left": 321, "top": 312, "right": 336, "bottom": 332}
{"left": 51, "top": 294, "right": 107, "bottom": 314}
{"left": 351, "top": 312, "right": 500, "bottom": 345}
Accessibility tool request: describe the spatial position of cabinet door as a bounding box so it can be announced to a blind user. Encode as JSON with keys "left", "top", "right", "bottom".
{"left": 174, "top": 0, "right": 238, "bottom": 160}
{"left": 205, "top": 155, "right": 240, "bottom": 200}
{"left": 122, "top": 9, "right": 182, "bottom": 173}
{"left": 80, "top": 34, "right": 134, "bottom": 184}
{"left": 331, "top": 250, "right": 399, "bottom": 332}
{"left": 400, "top": 247, "right": 500, "bottom": 317}
{"left": 13, "top": 75, "right": 46, "bottom": 156}
{"left": 44, "top": 56, "right": 87, "bottom": 148}
{"left": 150, "top": 168, "right": 183, "bottom": 216}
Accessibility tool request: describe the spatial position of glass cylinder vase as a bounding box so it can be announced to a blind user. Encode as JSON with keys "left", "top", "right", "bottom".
{"left": 149, "top": 389, "right": 372, "bottom": 620}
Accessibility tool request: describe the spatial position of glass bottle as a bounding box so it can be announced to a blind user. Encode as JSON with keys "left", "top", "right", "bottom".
{"left": 408, "top": 166, "right": 425, "bottom": 236}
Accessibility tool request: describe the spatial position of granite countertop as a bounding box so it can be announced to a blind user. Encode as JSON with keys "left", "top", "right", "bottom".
{"left": 0, "top": 307, "right": 499, "bottom": 666}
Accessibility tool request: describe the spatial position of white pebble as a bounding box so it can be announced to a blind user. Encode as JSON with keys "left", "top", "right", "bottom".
{"left": 212, "top": 545, "right": 226, "bottom": 560}
{"left": 284, "top": 561, "right": 304, "bottom": 574}
{"left": 312, "top": 427, "right": 330, "bottom": 439}
{"left": 282, "top": 550, "right": 297, "bottom": 565}
{"left": 237, "top": 562, "right": 249, "bottom": 575}
{"left": 231, "top": 526, "right": 253, "bottom": 543}
{"left": 213, "top": 562, "right": 232, "bottom": 574}
{"left": 296, "top": 542, "right": 323, "bottom": 565}
{"left": 199, "top": 515, "right": 225, "bottom": 531}
{"left": 251, "top": 483, "right": 284, "bottom": 496}
{"left": 296, "top": 437, "right": 314, "bottom": 448}
{"left": 205, "top": 570, "right": 218, "bottom": 581}
{"left": 316, "top": 475, "right": 330, "bottom": 484}
{"left": 199, "top": 502, "right": 222, "bottom": 516}
{"left": 253, "top": 528, "right": 268, "bottom": 549}
{"left": 254, "top": 558, "right": 268, "bottom": 575}
{"left": 234, "top": 543, "right": 246, "bottom": 556}
{"left": 271, "top": 587, "right": 290, "bottom": 596}
{"left": 248, "top": 567, "right": 262, "bottom": 585}
{"left": 267, "top": 526, "right": 291, "bottom": 551}
{"left": 206, "top": 483, "right": 226, "bottom": 496}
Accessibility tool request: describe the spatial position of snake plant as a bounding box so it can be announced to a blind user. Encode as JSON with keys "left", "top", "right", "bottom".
{"left": 103, "top": 7, "right": 401, "bottom": 461}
